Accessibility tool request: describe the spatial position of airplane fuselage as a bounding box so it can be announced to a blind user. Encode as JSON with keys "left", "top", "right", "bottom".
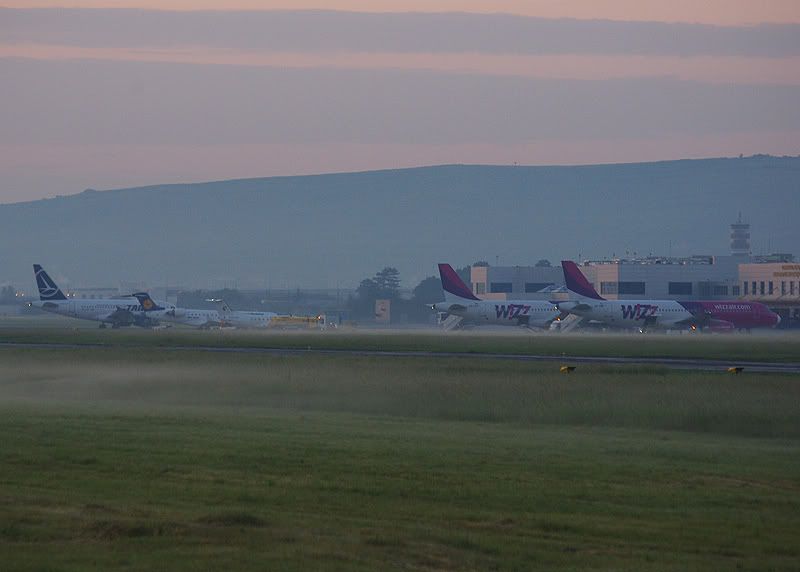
{"left": 31, "top": 298, "right": 173, "bottom": 326}
{"left": 434, "top": 299, "right": 560, "bottom": 327}
{"left": 223, "top": 311, "right": 278, "bottom": 328}
{"left": 559, "top": 299, "right": 779, "bottom": 330}
{"left": 559, "top": 299, "right": 694, "bottom": 329}
{"left": 164, "top": 308, "right": 277, "bottom": 329}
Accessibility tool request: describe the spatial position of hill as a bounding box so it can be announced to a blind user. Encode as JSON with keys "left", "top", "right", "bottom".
{"left": 1, "top": 156, "right": 798, "bottom": 290}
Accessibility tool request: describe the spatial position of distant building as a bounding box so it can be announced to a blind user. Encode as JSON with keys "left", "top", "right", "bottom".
{"left": 470, "top": 265, "right": 565, "bottom": 301}
{"left": 471, "top": 256, "right": 799, "bottom": 326}
{"left": 730, "top": 213, "right": 751, "bottom": 257}
{"left": 471, "top": 256, "right": 742, "bottom": 302}
{"left": 739, "top": 262, "right": 800, "bottom": 324}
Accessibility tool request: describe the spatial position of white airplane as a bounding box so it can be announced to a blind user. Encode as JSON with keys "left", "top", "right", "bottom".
{"left": 158, "top": 299, "right": 276, "bottom": 329}
{"left": 29, "top": 264, "right": 173, "bottom": 328}
{"left": 159, "top": 298, "right": 319, "bottom": 330}
{"left": 559, "top": 260, "right": 780, "bottom": 332}
{"left": 432, "top": 263, "right": 560, "bottom": 329}
{"left": 214, "top": 299, "right": 278, "bottom": 329}
{"left": 161, "top": 306, "right": 221, "bottom": 329}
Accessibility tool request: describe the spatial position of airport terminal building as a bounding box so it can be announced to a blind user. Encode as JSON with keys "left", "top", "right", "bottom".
{"left": 470, "top": 256, "right": 799, "bottom": 326}
{"left": 469, "top": 219, "right": 799, "bottom": 327}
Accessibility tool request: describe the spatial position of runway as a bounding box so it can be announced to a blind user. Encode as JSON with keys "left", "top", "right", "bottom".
{"left": 2, "top": 341, "right": 799, "bottom": 373}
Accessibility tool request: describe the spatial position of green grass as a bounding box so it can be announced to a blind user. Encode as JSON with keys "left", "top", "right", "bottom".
{"left": 1, "top": 347, "right": 799, "bottom": 571}
{"left": 2, "top": 320, "right": 800, "bottom": 363}
{"left": 1, "top": 348, "right": 799, "bottom": 437}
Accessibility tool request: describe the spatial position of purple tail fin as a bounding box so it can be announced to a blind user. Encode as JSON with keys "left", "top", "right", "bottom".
{"left": 438, "top": 263, "right": 479, "bottom": 301}
{"left": 561, "top": 261, "right": 604, "bottom": 300}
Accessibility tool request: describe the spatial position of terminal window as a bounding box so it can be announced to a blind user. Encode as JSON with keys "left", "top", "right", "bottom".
{"left": 792, "top": 282, "right": 797, "bottom": 296}
{"left": 475, "top": 283, "right": 486, "bottom": 295}
{"left": 743, "top": 282, "right": 748, "bottom": 295}
{"left": 752, "top": 281, "right": 757, "bottom": 295}
{"left": 782, "top": 281, "right": 787, "bottom": 295}
{"left": 600, "top": 282, "right": 618, "bottom": 295}
{"left": 490, "top": 282, "right": 513, "bottom": 294}
{"left": 668, "top": 282, "right": 693, "bottom": 295}
{"left": 713, "top": 285, "right": 728, "bottom": 296}
{"left": 732, "top": 285, "right": 740, "bottom": 296}
{"left": 618, "top": 281, "right": 646, "bottom": 295}
{"left": 525, "top": 282, "right": 554, "bottom": 293}
{"left": 760, "top": 281, "right": 765, "bottom": 295}
{"left": 768, "top": 281, "right": 774, "bottom": 295}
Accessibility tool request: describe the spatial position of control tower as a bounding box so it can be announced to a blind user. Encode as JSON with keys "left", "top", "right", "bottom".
{"left": 730, "top": 213, "right": 751, "bottom": 257}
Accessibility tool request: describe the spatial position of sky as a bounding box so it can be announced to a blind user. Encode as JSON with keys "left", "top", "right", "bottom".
{"left": 1, "top": 2, "right": 799, "bottom": 203}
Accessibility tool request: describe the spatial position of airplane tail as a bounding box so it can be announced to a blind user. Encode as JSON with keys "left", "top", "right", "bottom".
{"left": 33, "top": 264, "right": 67, "bottom": 301}
{"left": 208, "top": 299, "right": 233, "bottom": 316}
{"left": 561, "top": 260, "right": 605, "bottom": 300}
{"left": 131, "top": 292, "right": 164, "bottom": 312}
{"left": 437, "top": 263, "right": 480, "bottom": 302}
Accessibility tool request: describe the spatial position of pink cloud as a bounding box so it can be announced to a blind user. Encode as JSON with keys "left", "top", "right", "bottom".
{"left": 3, "top": 43, "right": 799, "bottom": 85}
{"left": 2, "top": 1, "right": 799, "bottom": 25}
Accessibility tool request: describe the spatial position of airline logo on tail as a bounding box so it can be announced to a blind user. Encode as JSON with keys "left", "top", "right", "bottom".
{"left": 561, "top": 261, "right": 605, "bottom": 300}
{"left": 131, "top": 292, "right": 164, "bottom": 312}
{"left": 33, "top": 264, "right": 67, "bottom": 301}
{"left": 437, "top": 263, "right": 479, "bottom": 301}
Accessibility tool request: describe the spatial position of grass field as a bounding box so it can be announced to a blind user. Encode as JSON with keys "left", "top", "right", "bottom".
{"left": 2, "top": 317, "right": 800, "bottom": 363}
{"left": 1, "top": 346, "right": 799, "bottom": 571}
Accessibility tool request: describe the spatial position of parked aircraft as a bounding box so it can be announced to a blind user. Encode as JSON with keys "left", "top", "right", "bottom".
{"left": 150, "top": 296, "right": 321, "bottom": 329}
{"left": 559, "top": 260, "right": 780, "bottom": 331}
{"left": 29, "top": 264, "right": 172, "bottom": 328}
{"left": 432, "top": 263, "right": 560, "bottom": 329}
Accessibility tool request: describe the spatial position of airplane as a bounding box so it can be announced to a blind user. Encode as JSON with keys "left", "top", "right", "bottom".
{"left": 157, "top": 299, "right": 276, "bottom": 329}
{"left": 29, "top": 264, "right": 173, "bottom": 328}
{"left": 432, "top": 263, "right": 561, "bottom": 329}
{"left": 559, "top": 260, "right": 780, "bottom": 332}
{"left": 156, "top": 297, "right": 321, "bottom": 330}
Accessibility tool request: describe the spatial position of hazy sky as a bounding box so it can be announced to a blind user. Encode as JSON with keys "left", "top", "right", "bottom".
{"left": 2, "top": 3, "right": 799, "bottom": 202}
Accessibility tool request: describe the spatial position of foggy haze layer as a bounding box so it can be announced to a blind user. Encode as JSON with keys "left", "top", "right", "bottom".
{"left": 1, "top": 157, "right": 797, "bottom": 291}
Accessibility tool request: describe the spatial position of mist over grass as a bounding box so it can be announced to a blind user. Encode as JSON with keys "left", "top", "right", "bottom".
{"left": 1, "top": 345, "right": 799, "bottom": 570}
{"left": 2, "top": 348, "right": 798, "bottom": 438}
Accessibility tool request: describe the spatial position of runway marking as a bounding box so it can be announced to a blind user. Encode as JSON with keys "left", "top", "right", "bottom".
{"left": 1, "top": 341, "right": 799, "bottom": 373}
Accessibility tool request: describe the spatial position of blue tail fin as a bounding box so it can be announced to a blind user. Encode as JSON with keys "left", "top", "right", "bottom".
{"left": 33, "top": 264, "right": 67, "bottom": 301}
{"left": 131, "top": 292, "right": 164, "bottom": 312}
